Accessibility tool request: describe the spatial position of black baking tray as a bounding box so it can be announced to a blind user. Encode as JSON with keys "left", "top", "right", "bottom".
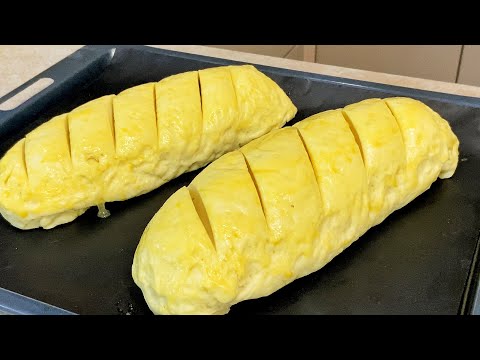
{"left": 0, "top": 45, "right": 479, "bottom": 315}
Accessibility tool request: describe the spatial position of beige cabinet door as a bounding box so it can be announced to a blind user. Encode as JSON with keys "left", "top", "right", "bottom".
{"left": 457, "top": 46, "right": 480, "bottom": 87}
{"left": 284, "top": 45, "right": 304, "bottom": 60}
{"left": 315, "top": 45, "right": 462, "bottom": 82}
{"left": 207, "top": 45, "right": 295, "bottom": 58}
{"left": 207, "top": 45, "right": 314, "bottom": 61}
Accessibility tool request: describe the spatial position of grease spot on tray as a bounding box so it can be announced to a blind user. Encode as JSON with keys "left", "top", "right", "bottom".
{"left": 116, "top": 300, "right": 135, "bottom": 315}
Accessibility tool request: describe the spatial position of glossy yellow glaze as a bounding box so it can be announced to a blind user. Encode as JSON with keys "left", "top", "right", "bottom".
{"left": 0, "top": 65, "right": 297, "bottom": 229}
{"left": 132, "top": 97, "right": 459, "bottom": 315}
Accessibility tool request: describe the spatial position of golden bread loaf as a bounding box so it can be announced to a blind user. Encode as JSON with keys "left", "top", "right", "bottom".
{"left": 0, "top": 65, "right": 296, "bottom": 229}
{"left": 132, "top": 97, "right": 459, "bottom": 315}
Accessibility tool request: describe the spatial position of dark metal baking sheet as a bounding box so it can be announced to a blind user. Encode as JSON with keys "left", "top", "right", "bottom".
{"left": 0, "top": 45, "right": 479, "bottom": 315}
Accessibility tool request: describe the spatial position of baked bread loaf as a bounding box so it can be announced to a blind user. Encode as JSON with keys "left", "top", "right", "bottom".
{"left": 132, "top": 97, "right": 459, "bottom": 315}
{"left": 0, "top": 65, "right": 296, "bottom": 230}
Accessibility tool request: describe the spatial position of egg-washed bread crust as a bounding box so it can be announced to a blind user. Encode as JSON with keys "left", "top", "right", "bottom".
{"left": 0, "top": 65, "right": 297, "bottom": 230}
{"left": 132, "top": 97, "right": 459, "bottom": 315}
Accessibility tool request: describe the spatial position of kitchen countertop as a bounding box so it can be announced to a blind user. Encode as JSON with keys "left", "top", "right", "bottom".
{"left": 1, "top": 45, "right": 480, "bottom": 104}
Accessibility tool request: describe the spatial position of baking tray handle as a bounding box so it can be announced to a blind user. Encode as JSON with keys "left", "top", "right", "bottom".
{"left": 0, "top": 45, "right": 116, "bottom": 140}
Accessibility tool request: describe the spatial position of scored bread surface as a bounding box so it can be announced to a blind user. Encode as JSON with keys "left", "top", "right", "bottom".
{"left": 0, "top": 65, "right": 297, "bottom": 230}
{"left": 132, "top": 97, "right": 460, "bottom": 315}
